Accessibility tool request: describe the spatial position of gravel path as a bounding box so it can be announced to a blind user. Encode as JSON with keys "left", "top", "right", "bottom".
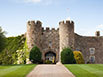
{"left": 27, "top": 64, "right": 75, "bottom": 77}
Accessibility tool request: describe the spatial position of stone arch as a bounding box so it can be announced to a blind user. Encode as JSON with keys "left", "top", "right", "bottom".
{"left": 42, "top": 49, "right": 59, "bottom": 63}
{"left": 45, "top": 51, "right": 56, "bottom": 63}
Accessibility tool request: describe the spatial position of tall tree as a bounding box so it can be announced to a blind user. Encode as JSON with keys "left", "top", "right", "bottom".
{"left": 0, "top": 26, "right": 6, "bottom": 52}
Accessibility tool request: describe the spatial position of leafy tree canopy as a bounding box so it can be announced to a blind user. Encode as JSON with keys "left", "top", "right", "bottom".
{"left": 0, "top": 26, "right": 6, "bottom": 52}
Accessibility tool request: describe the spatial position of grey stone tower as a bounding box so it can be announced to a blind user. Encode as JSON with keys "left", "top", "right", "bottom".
{"left": 26, "top": 20, "right": 42, "bottom": 50}
{"left": 59, "top": 20, "right": 75, "bottom": 62}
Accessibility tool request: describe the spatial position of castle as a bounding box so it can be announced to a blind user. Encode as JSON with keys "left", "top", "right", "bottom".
{"left": 26, "top": 20, "right": 103, "bottom": 64}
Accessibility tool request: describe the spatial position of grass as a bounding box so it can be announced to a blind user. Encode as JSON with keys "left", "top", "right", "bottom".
{"left": 65, "top": 64, "right": 103, "bottom": 77}
{"left": 0, "top": 64, "right": 36, "bottom": 77}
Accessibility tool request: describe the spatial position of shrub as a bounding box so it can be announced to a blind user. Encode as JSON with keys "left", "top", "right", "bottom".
{"left": 73, "top": 51, "right": 85, "bottom": 64}
{"left": 45, "top": 60, "right": 52, "bottom": 64}
{"left": 61, "top": 48, "right": 76, "bottom": 64}
{"left": 29, "top": 46, "right": 42, "bottom": 64}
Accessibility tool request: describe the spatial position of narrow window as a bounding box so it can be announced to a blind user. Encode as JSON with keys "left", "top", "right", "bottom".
{"left": 89, "top": 56, "right": 95, "bottom": 63}
{"left": 89, "top": 48, "right": 95, "bottom": 55}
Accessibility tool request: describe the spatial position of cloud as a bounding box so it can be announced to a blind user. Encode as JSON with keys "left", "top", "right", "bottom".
{"left": 12, "top": 0, "right": 54, "bottom": 4}
{"left": 96, "top": 24, "right": 103, "bottom": 30}
{"left": 23, "top": 0, "right": 41, "bottom": 3}
{"left": 43, "top": 0, "right": 53, "bottom": 5}
{"left": 95, "top": 24, "right": 103, "bottom": 32}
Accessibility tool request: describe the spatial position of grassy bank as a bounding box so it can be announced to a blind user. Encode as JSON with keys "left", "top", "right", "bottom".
{"left": 65, "top": 64, "right": 103, "bottom": 77}
{"left": 0, "top": 64, "right": 36, "bottom": 77}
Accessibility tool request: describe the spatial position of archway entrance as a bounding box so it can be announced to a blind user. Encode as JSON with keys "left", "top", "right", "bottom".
{"left": 45, "top": 51, "right": 56, "bottom": 63}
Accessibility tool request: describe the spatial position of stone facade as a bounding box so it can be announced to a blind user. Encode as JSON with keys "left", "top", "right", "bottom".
{"left": 74, "top": 33, "right": 103, "bottom": 64}
{"left": 26, "top": 20, "right": 103, "bottom": 64}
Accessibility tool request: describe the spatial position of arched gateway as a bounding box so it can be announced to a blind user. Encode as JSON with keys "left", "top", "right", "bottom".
{"left": 45, "top": 51, "right": 56, "bottom": 63}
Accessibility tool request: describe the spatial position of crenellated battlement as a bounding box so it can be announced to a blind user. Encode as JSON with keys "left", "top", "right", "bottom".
{"left": 46, "top": 27, "right": 50, "bottom": 31}
{"left": 52, "top": 28, "right": 55, "bottom": 30}
{"left": 28, "top": 21, "right": 35, "bottom": 25}
{"left": 36, "top": 20, "right": 42, "bottom": 25}
{"left": 57, "top": 28, "right": 59, "bottom": 30}
{"left": 59, "top": 20, "right": 74, "bottom": 25}
{"left": 27, "top": 20, "right": 42, "bottom": 27}
{"left": 42, "top": 27, "right": 44, "bottom": 31}
{"left": 42, "top": 27, "right": 59, "bottom": 32}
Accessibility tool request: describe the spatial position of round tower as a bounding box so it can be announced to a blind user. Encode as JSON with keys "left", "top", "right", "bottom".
{"left": 26, "top": 20, "right": 42, "bottom": 50}
{"left": 59, "top": 20, "right": 75, "bottom": 62}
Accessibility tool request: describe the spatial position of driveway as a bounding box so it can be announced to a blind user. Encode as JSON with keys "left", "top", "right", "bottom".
{"left": 27, "top": 64, "right": 75, "bottom": 77}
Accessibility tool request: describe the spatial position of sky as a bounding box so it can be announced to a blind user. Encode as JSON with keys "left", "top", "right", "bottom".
{"left": 0, "top": 0, "right": 103, "bottom": 37}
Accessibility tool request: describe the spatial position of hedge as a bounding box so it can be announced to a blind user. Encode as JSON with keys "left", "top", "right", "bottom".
{"left": 61, "top": 48, "right": 76, "bottom": 64}
{"left": 29, "top": 46, "right": 42, "bottom": 64}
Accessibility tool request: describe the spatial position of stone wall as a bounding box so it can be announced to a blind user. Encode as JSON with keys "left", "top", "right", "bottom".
{"left": 74, "top": 33, "right": 103, "bottom": 64}
{"left": 27, "top": 21, "right": 59, "bottom": 62}
{"left": 41, "top": 28, "right": 59, "bottom": 62}
{"left": 26, "top": 20, "right": 103, "bottom": 64}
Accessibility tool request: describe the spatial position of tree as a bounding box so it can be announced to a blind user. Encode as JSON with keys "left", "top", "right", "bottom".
{"left": 29, "top": 46, "right": 42, "bottom": 64}
{"left": 0, "top": 26, "right": 6, "bottom": 52}
{"left": 61, "top": 48, "right": 76, "bottom": 64}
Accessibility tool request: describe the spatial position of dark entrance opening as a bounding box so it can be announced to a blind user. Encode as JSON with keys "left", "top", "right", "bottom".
{"left": 45, "top": 51, "right": 56, "bottom": 63}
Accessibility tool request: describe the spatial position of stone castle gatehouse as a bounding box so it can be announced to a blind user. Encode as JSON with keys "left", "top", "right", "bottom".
{"left": 26, "top": 20, "right": 103, "bottom": 64}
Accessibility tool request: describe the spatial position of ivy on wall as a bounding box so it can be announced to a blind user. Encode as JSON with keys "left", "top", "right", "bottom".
{"left": 0, "top": 34, "right": 30, "bottom": 65}
{"left": 16, "top": 38, "right": 31, "bottom": 64}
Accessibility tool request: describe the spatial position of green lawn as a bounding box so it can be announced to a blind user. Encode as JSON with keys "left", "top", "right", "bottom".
{"left": 65, "top": 64, "right": 103, "bottom": 77}
{"left": 0, "top": 64, "right": 36, "bottom": 77}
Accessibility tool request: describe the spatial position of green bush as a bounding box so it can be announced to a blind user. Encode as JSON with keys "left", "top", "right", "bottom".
{"left": 29, "top": 46, "right": 42, "bottom": 64}
{"left": 61, "top": 48, "right": 76, "bottom": 64}
{"left": 73, "top": 51, "right": 85, "bottom": 64}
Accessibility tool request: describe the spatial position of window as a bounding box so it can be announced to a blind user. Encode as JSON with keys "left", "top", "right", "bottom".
{"left": 42, "top": 32, "right": 43, "bottom": 35}
{"left": 49, "top": 41, "right": 52, "bottom": 47}
{"left": 89, "top": 56, "right": 95, "bottom": 63}
{"left": 89, "top": 48, "right": 95, "bottom": 55}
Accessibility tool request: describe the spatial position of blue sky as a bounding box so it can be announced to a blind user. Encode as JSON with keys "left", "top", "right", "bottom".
{"left": 0, "top": 0, "right": 103, "bottom": 37}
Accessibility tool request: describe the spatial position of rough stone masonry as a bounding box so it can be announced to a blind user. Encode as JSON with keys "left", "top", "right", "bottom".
{"left": 26, "top": 20, "right": 103, "bottom": 64}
